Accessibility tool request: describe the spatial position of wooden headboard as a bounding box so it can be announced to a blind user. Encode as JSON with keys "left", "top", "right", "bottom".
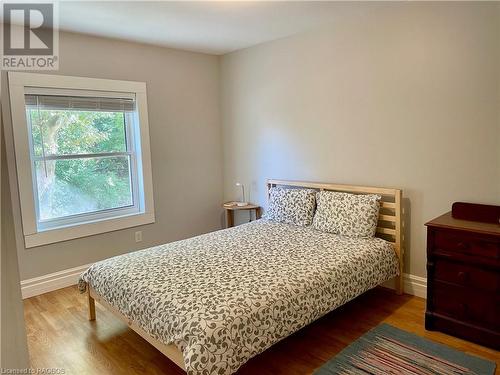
{"left": 267, "top": 179, "right": 404, "bottom": 294}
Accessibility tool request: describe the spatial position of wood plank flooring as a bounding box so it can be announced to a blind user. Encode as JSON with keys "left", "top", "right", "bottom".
{"left": 24, "top": 286, "right": 499, "bottom": 374}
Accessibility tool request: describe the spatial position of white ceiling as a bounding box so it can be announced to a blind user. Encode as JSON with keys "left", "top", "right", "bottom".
{"left": 58, "top": 1, "right": 343, "bottom": 55}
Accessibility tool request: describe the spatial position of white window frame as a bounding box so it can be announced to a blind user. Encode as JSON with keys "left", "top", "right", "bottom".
{"left": 8, "top": 72, "right": 155, "bottom": 248}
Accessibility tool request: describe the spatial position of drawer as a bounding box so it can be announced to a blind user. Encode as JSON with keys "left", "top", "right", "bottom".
{"left": 434, "top": 259, "right": 499, "bottom": 293}
{"left": 433, "top": 282, "right": 499, "bottom": 329}
{"left": 433, "top": 230, "right": 500, "bottom": 259}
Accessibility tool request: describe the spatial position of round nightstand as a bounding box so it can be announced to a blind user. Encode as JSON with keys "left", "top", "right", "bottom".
{"left": 222, "top": 203, "right": 261, "bottom": 228}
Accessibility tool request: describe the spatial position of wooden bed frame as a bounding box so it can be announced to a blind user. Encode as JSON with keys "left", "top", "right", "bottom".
{"left": 87, "top": 179, "right": 404, "bottom": 371}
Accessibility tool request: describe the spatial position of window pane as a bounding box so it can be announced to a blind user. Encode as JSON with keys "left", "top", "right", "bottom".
{"left": 28, "top": 109, "right": 127, "bottom": 156}
{"left": 35, "top": 156, "right": 133, "bottom": 221}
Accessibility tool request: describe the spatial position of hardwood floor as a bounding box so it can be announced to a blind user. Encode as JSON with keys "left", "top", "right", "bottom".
{"left": 24, "top": 286, "right": 499, "bottom": 374}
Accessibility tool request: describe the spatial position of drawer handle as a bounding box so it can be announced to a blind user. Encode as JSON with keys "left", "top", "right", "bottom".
{"left": 457, "top": 271, "right": 468, "bottom": 283}
{"left": 456, "top": 242, "right": 469, "bottom": 251}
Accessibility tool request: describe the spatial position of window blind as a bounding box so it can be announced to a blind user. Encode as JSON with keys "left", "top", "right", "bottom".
{"left": 25, "top": 94, "right": 136, "bottom": 112}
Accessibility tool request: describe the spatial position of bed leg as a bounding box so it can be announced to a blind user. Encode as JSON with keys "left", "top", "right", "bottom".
{"left": 88, "top": 289, "right": 96, "bottom": 321}
{"left": 395, "top": 274, "right": 404, "bottom": 295}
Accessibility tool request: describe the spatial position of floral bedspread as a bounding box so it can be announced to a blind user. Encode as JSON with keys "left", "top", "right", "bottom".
{"left": 79, "top": 219, "right": 399, "bottom": 375}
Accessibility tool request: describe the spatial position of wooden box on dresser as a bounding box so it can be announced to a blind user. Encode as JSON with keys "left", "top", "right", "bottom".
{"left": 425, "top": 211, "right": 500, "bottom": 349}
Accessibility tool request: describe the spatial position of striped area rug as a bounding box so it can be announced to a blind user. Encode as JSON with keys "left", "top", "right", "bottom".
{"left": 315, "top": 324, "right": 496, "bottom": 375}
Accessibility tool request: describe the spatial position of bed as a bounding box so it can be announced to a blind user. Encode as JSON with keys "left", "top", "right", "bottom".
{"left": 79, "top": 179, "right": 404, "bottom": 375}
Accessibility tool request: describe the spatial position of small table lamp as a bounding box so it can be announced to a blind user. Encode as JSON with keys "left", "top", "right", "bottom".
{"left": 235, "top": 182, "right": 248, "bottom": 206}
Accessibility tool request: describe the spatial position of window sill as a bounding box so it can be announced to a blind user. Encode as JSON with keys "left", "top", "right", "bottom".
{"left": 24, "top": 211, "right": 155, "bottom": 248}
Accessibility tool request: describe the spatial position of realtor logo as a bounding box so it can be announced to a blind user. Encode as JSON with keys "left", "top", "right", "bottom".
{"left": 1, "top": 2, "right": 59, "bottom": 70}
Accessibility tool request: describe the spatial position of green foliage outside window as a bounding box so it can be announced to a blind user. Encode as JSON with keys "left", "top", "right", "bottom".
{"left": 29, "top": 109, "right": 133, "bottom": 220}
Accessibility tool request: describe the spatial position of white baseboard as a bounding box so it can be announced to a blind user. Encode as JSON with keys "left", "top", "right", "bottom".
{"left": 21, "top": 265, "right": 427, "bottom": 300}
{"left": 382, "top": 273, "right": 427, "bottom": 298}
{"left": 21, "top": 263, "right": 93, "bottom": 299}
{"left": 403, "top": 273, "right": 427, "bottom": 298}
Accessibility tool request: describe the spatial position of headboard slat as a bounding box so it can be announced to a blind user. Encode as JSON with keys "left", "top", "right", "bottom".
{"left": 379, "top": 214, "right": 396, "bottom": 222}
{"left": 376, "top": 227, "right": 396, "bottom": 236}
{"left": 380, "top": 202, "right": 396, "bottom": 209}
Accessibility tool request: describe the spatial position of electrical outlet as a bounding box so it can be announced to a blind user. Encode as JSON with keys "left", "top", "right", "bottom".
{"left": 135, "top": 231, "right": 142, "bottom": 242}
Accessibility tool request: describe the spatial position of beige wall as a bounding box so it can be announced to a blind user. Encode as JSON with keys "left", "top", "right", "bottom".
{"left": 2, "top": 31, "right": 223, "bottom": 280}
{"left": 1, "top": 112, "right": 29, "bottom": 368}
{"left": 2, "top": 3, "right": 499, "bottom": 282}
{"left": 498, "top": 3, "right": 500, "bottom": 193}
{"left": 220, "top": 2, "right": 500, "bottom": 278}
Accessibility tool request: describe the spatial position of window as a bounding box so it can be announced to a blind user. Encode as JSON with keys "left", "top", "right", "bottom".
{"left": 25, "top": 93, "right": 139, "bottom": 228}
{"left": 8, "top": 73, "right": 155, "bottom": 247}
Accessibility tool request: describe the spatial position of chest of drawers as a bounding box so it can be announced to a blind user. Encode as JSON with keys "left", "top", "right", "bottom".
{"left": 425, "top": 211, "right": 500, "bottom": 349}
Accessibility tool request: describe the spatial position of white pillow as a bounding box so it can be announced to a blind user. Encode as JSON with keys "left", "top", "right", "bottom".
{"left": 313, "top": 191, "right": 381, "bottom": 237}
{"left": 264, "top": 187, "right": 316, "bottom": 227}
